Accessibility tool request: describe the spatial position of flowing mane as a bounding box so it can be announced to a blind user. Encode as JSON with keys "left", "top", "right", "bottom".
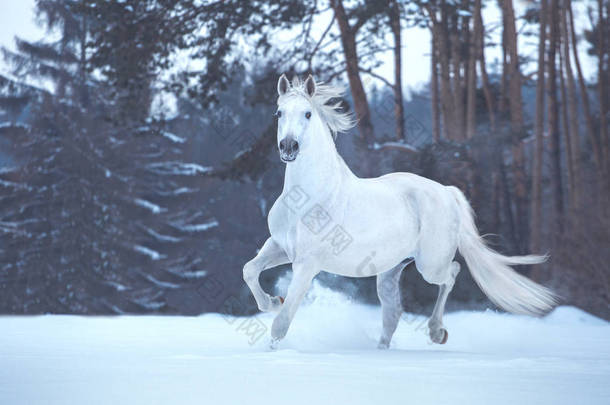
{"left": 277, "top": 76, "right": 356, "bottom": 138}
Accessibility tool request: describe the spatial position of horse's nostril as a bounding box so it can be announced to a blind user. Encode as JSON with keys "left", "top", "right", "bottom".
{"left": 280, "top": 138, "right": 298, "bottom": 155}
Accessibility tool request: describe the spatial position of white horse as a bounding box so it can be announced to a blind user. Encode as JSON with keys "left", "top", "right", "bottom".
{"left": 243, "top": 74, "right": 557, "bottom": 349}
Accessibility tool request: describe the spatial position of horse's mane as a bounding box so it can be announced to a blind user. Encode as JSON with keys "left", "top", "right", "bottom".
{"left": 278, "top": 76, "right": 356, "bottom": 139}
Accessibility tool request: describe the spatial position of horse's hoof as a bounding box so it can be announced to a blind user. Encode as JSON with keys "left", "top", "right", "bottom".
{"left": 439, "top": 328, "right": 448, "bottom": 344}
{"left": 430, "top": 327, "right": 448, "bottom": 344}
{"left": 269, "top": 338, "right": 280, "bottom": 350}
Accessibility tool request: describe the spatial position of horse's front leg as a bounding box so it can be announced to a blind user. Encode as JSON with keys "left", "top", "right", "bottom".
{"left": 243, "top": 238, "right": 290, "bottom": 312}
{"left": 270, "top": 262, "right": 318, "bottom": 348}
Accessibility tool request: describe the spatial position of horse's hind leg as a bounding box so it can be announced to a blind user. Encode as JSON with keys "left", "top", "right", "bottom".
{"left": 376, "top": 263, "right": 406, "bottom": 349}
{"left": 427, "top": 261, "right": 460, "bottom": 344}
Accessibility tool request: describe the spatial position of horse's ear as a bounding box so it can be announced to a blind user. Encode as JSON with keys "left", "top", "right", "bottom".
{"left": 277, "top": 74, "right": 289, "bottom": 96}
{"left": 304, "top": 74, "right": 316, "bottom": 97}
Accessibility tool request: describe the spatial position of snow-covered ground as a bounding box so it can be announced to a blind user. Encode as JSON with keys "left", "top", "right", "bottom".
{"left": 1, "top": 283, "right": 609, "bottom": 405}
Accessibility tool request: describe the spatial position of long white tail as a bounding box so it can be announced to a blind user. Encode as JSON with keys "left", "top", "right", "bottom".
{"left": 449, "top": 187, "right": 558, "bottom": 316}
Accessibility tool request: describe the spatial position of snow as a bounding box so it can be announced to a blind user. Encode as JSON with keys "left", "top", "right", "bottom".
{"left": 0, "top": 282, "right": 608, "bottom": 405}
{"left": 133, "top": 245, "right": 166, "bottom": 260}
{"left": 179, "top": 219, "right": 219, "bottom": 232}
{"left": 165, "top": 269, "right": 208, "bottom": 279}
{"left": 180, "top": 269, "right": 208, "bottom": 278}
{"left": 142, "top": 273, "right": 180, "bottom": 289}
{"left": 161, "top": 131, "right": 185, "bottom": 143}
{"left": 0, "top": 121, "right": 29, "bottom": 129}
{"left": 171, "top": 187, "right": 196, "bottom": 195}
{"left": 147, "top": 161, "right": 213, "bottom": 176}
{"left": 134, "top": 198, "right": 166, "bottom": 214}
{"left": 144, "top": 226, "right": 181, "bottom": 243}
{"left": 372, "top": 141, "right": 419, "bottom": 153}
{"left": 103, "top": 281, "right": 128, "bottom": 292}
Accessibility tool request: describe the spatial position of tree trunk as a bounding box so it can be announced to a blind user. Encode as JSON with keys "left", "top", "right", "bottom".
{"left": 548, "top": 0, "right": 564, "bottom": 229}
{"left": 330, "top": 0, "right": 375, "bottom": 144}
{"left": 389, "top": 0, "right": 405, "bottom": 141}
{"left": 501, "top": 0, "right": 528, "bottom": 252}
{"left": 466, "top": 0, "right": 480, "bottom": 139}
{"left": 431, "top": 31, "right": 441, "bottom": 142}
{"left": 530, "top": 0, "right": 547, "bottom": 253}
{"left": 499, "top": 152, "right": 519, "bottom": 252}
{"left": 79, "top": 17, "right": 89, "bottom": 107}
{"left": 559, "top": 46, "right": 575, "bottom": 212}
{"left": 476, "top": 3, "right": 495, "bottom": 131}
{"left": 561, "top": 0, "right": 581, "bottom": 211}
{"left": 597, "top": 0, "right": 609, "bottom": 187}
{"left": 568, "top": 0, "right": 602, "bottom": 182}
{"left": 436, "top": 4, "right": 456, "bottom": 140}
{"left": 498, "top": 5, "right": 509, "bottom": 117}
{"left": 451, "top": 11, "right": 465, "bottom": 140}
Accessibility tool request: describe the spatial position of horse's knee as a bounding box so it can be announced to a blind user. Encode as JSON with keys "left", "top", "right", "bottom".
{"left": 242, "top": 261, "right": 259, "bottom": 284}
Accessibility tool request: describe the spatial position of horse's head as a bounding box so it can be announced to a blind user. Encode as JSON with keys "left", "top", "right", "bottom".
{"left": 275, "top": 74, "right": 318, "bottom": 163}
{"left": 275, "top": 74, "right": 355, "bottom": 163}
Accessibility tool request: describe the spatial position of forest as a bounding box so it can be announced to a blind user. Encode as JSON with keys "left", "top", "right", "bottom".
{"left": 0, "top": 0, "right": 608, "bottom": 319}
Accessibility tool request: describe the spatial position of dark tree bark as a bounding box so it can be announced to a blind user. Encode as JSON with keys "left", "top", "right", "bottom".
{"left": 501, "top": 0, "right": 528, "bottom": 252}
{"left": 559, "top": 46, "right": 575, "bottom": 211}
{"left": 429, "top": 2, "right": 456, "bottom": 140}
{"left": 389, "top": 0, "right": 405, "bottom": 141}
{"left": 548, "top": 0, "right": 565, "bottom": 229}
{"left": 476, "top": 3, "right": 495, "bottom": 131}
{"left": 530, "top": 0, "right": 547, "bottom": 252}
{"left": 466, "top": 0, "right": 481, "bottom": 139}
{"left": 568, "top": 1, "right": 602, "bottom": 184}
{"left": 597, "top": 0, "right": 609, "bottom": 187}
{"left": 431, "top": 32, "right": 441, "bottom": 142}
{"left": 451, "top": 9, "right": 465, "bottom": 140}
{"left": 330, "top": 0, "right": 375, "bottom": 144}
{"left": 561, "top": 0, "right": 581, "bottom": 211}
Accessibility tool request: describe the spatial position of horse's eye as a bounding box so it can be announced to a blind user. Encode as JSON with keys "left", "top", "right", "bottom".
{"left": 275, "top": 111, "right": 282, "bottom": 118}
{"left": 305, "top": 111, "right": 311, "bottom": 119}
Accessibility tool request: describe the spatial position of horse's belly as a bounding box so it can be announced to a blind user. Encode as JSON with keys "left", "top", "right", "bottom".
{"left": 308, "top": 201, "right": 417, "bottom": 277}
{"left": 317, "top": 226, "right": 413, "bottom": 277}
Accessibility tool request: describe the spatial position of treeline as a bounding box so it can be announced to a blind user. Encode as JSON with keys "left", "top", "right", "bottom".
{"left": 0, "top": 0, "right": 608, "bottom": 318}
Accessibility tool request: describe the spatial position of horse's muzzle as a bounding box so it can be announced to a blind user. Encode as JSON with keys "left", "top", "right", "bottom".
{"left": 279, "top": 137, "right": 299, "bottom": 162}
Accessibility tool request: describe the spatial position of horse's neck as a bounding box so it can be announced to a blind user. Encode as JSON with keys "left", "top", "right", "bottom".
{"left": 283, "top": 131, "right": 353, "bottom": 199}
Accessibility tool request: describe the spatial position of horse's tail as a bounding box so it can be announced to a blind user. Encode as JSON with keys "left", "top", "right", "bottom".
{"left": 449, "top": 186, "right": 558, "bottom": 316}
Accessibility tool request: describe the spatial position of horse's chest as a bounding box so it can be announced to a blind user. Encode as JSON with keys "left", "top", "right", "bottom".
{"left": 267, "top": 193, "right": 342, "bottom": 262}
{"left": 267, "top": 199, "right": 299, "bottom": 261}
